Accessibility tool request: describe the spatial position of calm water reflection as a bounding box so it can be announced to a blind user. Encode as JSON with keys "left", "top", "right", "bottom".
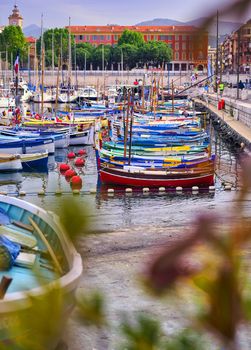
{"left": 0, "top": 106, "right": 242, "bottom": 232}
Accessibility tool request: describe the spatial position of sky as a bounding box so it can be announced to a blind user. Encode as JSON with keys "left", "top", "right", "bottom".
{"left": 0, "top": 0, "right": 251, "bottom": 28}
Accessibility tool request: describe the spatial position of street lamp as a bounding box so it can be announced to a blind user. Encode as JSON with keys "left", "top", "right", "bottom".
{"left": 84, "top": 51, "right": 86, "bottom": 87}
{"left": 120, "top": 47, "right": 123, "bottom": 81}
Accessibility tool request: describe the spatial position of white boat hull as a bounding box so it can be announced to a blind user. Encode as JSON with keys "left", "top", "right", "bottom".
{"left": 54, "top": 134, "right": 70, "bottom": 148}
{"left": 0, "top": 157, "right": 22, "bottom": 171}
{"left": 69, "top": 128, "right": 93, "bottom": 145}
{"left": 0, "top": 141, "right": 55, "bottom": 155}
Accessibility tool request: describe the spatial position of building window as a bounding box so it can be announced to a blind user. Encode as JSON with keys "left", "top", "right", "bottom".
{"left": 189, "top": 52, "right": 193, "bottom": 60}
{"left": 167, "top": 35, "right": 173, "bottom": 40}
{"left": 154, "top": 35, "right": 158, "bottom": 40}
{"left": 175, "top": 52, "right": 179, "bottom": 60}
{"left": 175, "top": 35, "right": 179, "bottom": 41}
{"left": 175, "top": 42, "right": 179, "bottom": 50}
{"left": 167, "top": 62, "right": 172, "bottom": 71}
{"left": 99, "top": 35, "right": 105, "bottom": 41}
{"left": 86, "top": 35, "right": 90, "bottom": 41}
{"left": 174, "top": 63, "right": 180, "bottom": 71}
{"left": 198, "top": 51, "right": 204, "bottom": 59}
{"left": 160, "top": 35, "right": 168, "bottom": 40}
{"left": 79, "top": 35, "right": 83, "bottom": 40}
{"left": 182, "top": 52, "right": 186, "bottom": 60}
{"left": 107, "top": 35, "right": 111, "bottom": 40}
{"left": 147, "top": 35, "right": 151, "bottom": 41}
{"left": 114, "top": 35, "right": 118, "bottom": 40}
{"left": 182, "top": 42, "right": 186, "bottom": 50}
{"left": 181, "top": 63, "right": 187, "bottom": 71}
{"left": 168, "top": 43, "right": 173, "bottom": 49}
{"left": 92, "top": 35, "right": 98, "bottom": 40}
{"left": 182, "top": 35, "right": 186, "bottom": 40}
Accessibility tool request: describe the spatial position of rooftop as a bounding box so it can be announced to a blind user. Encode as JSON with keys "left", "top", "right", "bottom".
{"left": 66, "top": 25, "right": 204, "bottom": 34}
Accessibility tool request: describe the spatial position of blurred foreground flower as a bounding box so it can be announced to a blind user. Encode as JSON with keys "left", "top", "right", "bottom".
{"left": 120, "top": 313, "right": 163, "bottom": 350}
{"left": 75, "top": 290, "right": 107, "bottom": 328}
{"left": 60, "top": 198, "right": 89, "bottom": 243}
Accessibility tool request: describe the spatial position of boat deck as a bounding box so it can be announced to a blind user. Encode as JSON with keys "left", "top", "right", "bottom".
{"left": 0, "top": 263, "right": 56, "bottom": 294}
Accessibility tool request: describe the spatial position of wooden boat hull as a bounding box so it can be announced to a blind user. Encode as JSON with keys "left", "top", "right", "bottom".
{"left": 0, "top": 138, "right": 55, "bottom": 155}
{"left": 0, "top": 196, "right": 82, "bottom": 349}
{"left": 20, "top": 152, "right": 49, "bottom": 171}
{"left": 0, "top": 155, "right": 22, "bottom": 171}
{"left": 99, "top": 167, "right": 214, "bottom": 188}
{"left": 69, "top": 128, "right": 93, "bottom": 146}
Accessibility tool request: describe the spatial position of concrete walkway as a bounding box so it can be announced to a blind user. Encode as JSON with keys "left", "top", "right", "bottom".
{"left": 194, "top": 95, "right": 251, "bottom": 145}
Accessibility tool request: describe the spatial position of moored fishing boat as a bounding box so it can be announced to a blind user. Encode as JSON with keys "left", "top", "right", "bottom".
{"left": 20, "top": 151, "right": 49, "bottom": 171}
{"left": 0, "top": 154, "right": 22, "bottom": 172}
{"left": 99, "top": 165, "right": 214, "bottom": 188}
{"left": 0, "top": 137, "right": 55, "bottom": 155}
{"left": 0, "top": 195, "right": 82, "bottom": 349}
{"left": 69, "top": 127, "right": 94, "bottom": 146}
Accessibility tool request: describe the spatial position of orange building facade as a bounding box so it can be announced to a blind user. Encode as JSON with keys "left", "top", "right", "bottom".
{"left": 67, "top": 25, "right": 208, "bottom": 71}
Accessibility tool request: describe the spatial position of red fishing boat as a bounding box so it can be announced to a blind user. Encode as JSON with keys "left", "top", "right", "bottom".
{"left": 99, "top": 166, "right": 214, "bottom": 188}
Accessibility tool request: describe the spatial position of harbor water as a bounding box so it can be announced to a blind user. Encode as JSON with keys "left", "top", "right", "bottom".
{"left": 0, "top": 104, "right": 247, "bottom": 349}
{"left": 0, "top": 131, "right": 241, "bottom": 233}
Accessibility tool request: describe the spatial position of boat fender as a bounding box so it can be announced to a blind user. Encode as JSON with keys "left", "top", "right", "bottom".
{"left": 59, "top": 163, "right": 70, "bottom": 173}
{"left": 67, "top": 152, "right": 76, "bottom": 159}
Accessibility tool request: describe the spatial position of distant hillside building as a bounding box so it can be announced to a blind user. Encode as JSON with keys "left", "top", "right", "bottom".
{"left": 8, "top": 4, "right": 23, "bottom": 29}
{"left": 221, "top": 20, "right": 251, "bottom": 74}
{"left": 67, "top": 25, "right": 208, "bottom": 72}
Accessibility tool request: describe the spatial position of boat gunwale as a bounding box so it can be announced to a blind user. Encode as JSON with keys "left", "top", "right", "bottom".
{"left": 0, "top": 195, "right": 82, "bottom": 313}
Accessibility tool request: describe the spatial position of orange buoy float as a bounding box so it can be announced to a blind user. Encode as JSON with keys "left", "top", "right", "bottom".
{"left": 70, "top": 175, "right": 83, "bottom": 190}
{"left": 67, "top": 152, "right": 76, "bottom": 159}
{"left": 78, "top": 149, "right": 87, "bottom": 156}
{"left": 59, "top": 163, "right": 70, "bottom": 173}
{"left": 75, "top": 157, "right": 85, "bottom": 167}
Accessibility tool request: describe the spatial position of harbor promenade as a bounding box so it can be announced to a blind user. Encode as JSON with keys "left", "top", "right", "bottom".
{"left": 194, "top": 92, "right": 251, "bottom": 150}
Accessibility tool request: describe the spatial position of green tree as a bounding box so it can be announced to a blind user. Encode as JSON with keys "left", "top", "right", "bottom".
{"left": 0, "top": 25, "right": 27, "bottom": 66}
{"left": 92, "top": 45, "right": 112, "bottom": 70}
{"left": 75, "top": 43, "right": 93, "bottom": 69}
{"left": 113, "top": 44, "right": 139, "bottom": 69}
{"left": 36, "top": 28, "right": 73, "bottom": 68}
{"left": 141, "top": 41, "right": 172, "bottom": 67}
{"left": 118, "top": 29, "right": 144, "bottom": 47}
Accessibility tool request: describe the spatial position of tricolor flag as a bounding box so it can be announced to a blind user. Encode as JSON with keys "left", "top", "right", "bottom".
{"left": 14, "top": 54, "right": 19, "bottom": 75}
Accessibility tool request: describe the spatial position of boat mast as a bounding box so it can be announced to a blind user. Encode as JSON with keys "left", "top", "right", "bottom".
{"left": 60, "top": 32, "right": 64, "bottom": 85}
{"left": 41, "top": 13, "right": 44, "bottom": 115}
{"left": 128, "top": 91, "right": 134, "bottom": 166}
{"left": 124, "top": 89, "right": 130, "bottom": 158}
{"left": 161, "top": 62, "right": 164, "bottom": 103}
{"left": 74, "top": 38, "right": 78, "bottom": 89}
{"left": 153, "top": 78, "right": 157, "bottom": 120}
{"left": 55, "top": 53, "right": 61, "bottom": 118}
{"left": 68, "top": 17, "right": 72, "bottom": 104}
{"left": 28, "top": 44, "right": 31, "bottom": 86}
{"left": 52, "top": 29, "right": 55, "bottom": 88}
{"left": 4, "top": 50, "right": 8, "bottom": 89}
{"left": 171, "top": 79, "right": 174, "bottom": 113}
{"left": 142, "top": 73, "right": 145, "bottom": 111}
{"left": 215, "top": 10, "right": 219, "bottom": 96}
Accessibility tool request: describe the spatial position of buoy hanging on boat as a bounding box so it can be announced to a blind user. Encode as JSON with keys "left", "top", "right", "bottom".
{"left": 75, "top": 158, "right": 85, "bottom": 167}
{"left": 65, "top": 169, "right": 77, "bottom": 179}
{"left": 70, "top": 175, "right": 83, "bottom": 190}
{"left": 59, "top": 163, "right": 70, "bottom": 173}
{"left": 78, "top": 149, "right": 87, "bottom": 156}
{"left": 67, "top": 152, "right": 76, "bottom": 159}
